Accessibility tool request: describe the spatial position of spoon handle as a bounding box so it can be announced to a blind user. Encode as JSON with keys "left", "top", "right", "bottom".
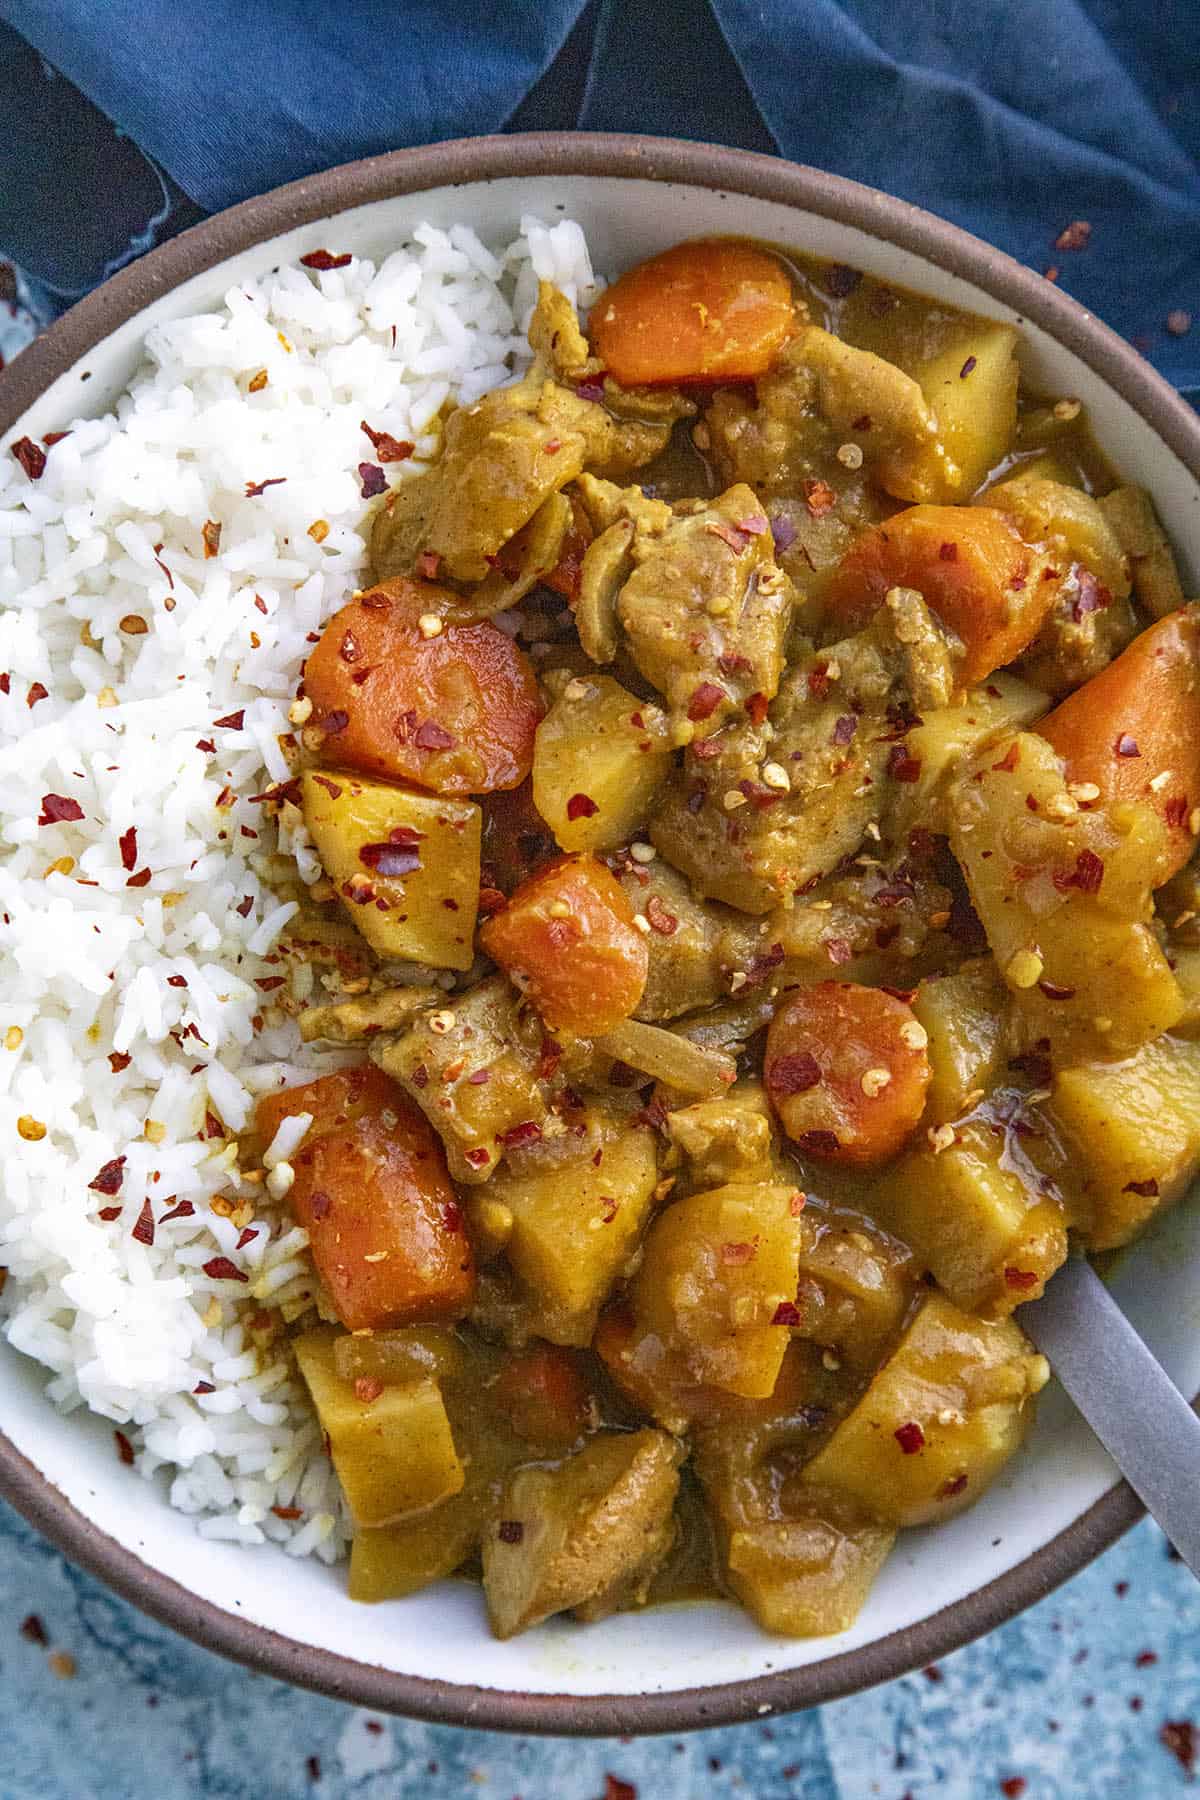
{"left": 1022, "top": 1255, "right": 1200, "bottom": 1579}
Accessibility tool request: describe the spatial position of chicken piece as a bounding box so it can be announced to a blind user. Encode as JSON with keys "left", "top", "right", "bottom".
{"left": 650, "top": 630, "right": 897, "bottom": 913}
{"left": 615, "top": 484, "right": 794, "bottom": 739}
{"left": 666, "top": 1081, "right": 780, "bottom": 1188}
{"left": 616, "top": 858, "right": 758, "bottom": 1019}
{"left": 704, "top": 327, "right": 952, "bottom": 504}
{"left": 481, "top": 1429, "right": 684, "bottom": 1637}
{"left": 527, "top": 280, "right": 599, "bottom": 382}
{"left": 370, "top": 974, "right": 556, "bottom": 1184}
{"left": 299, "top": 985, "right": 439, "bottom": 1044}
{"left": 574, "top": 472, "right": 674, "bottom": 538}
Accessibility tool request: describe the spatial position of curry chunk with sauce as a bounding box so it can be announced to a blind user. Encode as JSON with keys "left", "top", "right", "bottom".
{"left": 259, "top": 236, "right": 1200, "bottom": 1642}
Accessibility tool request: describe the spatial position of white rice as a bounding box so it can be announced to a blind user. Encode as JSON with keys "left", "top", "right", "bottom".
{"left": 0, "top": 216, "right": 601, "bottom": 1555}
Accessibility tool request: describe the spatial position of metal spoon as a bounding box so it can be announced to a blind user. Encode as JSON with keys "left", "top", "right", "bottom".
{"left": 1021, "top": 1254, "right": 1200, "bottom": 1579}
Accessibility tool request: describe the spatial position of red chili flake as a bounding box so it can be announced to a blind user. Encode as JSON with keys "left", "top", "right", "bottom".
{"left": 1055, "top": 219, "right": 1092, "bottom": 252}
{"left": 114, "top": 1429, "right": 135, "bottom": 1466}
{"left": 1052, "top": 847, "right": 1104, "bottom": 895}
{"left": 213, "top": 710, "right": 245, "bottom": 731}
{"left": 308, "top": 1192, "right": 332, "bottom": 1221}
{"left": 922, "top": 1665, "right": 943, "bottom": 1683}
{"left": 603, "top": 1779, "right": 637, "bottom": 1800}
{"left": 634, "top": 1095, "right": 670, "bottom": 1136}
{"left": 1136, "top": 1650, "right": 1159, "bottom": 1668}
{"left": 236, "top": 1226, "right": 258, "bottom": 1250}
{"left": 301, "top": 249, "right": 352, "bottom": 270}
{"left": 959, "top": 355, "right": 978, "bottom": 378}
{"left": 108, "top": 1052, "right": 131, "bottom": 1073}
{"left": 692, "top": 732, "right": 725, "bottom": 761}
{"left": 1114, "top": 733, "right": 1140, "bottom": 758}
{"left": 0, "top": 673, "right": 8, "bottom": 695}
{"left": 740, "top": 690, "right": 769, "bottom": 730}
{"left": 832, "top": 714, "right": 858, "bottom": 746}
{"left": 824, "top": 936, "right": 853, "bottom": 966}
{"left": 566, "top": 791, "right": 599, "bottom": 820}
{"left": 358, "top": 838, "right": 421, "bottom": 877}
{"left": 802, "top": 477, "right": 836, "bottom": 518}
{"left": 497, "top": 1519, "right": 525, "bottom": 1545}
{"left": 718, "top": 651, "right": 752, "bottom": 677}
{"left": 413, "top": 718, "right": 455, "bottom": 751}
{"left": 499, "top": 1120, "right": 543, "bottom": 1149}
{"left": 159, "top": 1200, "right": 195, "bottom": 1222}
{"left": 318, "top": 712, "right": 350, "bottom": 742}
{"left": 1072, "top": 567, "right": 1110, "bottom": 620}
{"left": 477, "top": 886, "right": 507, "bottom": 921}
{"left": 113, "top": 825, "right": 139, "bottom": 872}
{"left": 88, "top": 1156, "right": 127, "bottom": 1196}
{"left": 740, "top": 942, "right": 785, "bottom": 991}
{"left": 126, "top": 868, "right": 152, "bottom": 888}
{"left": 358, "top": 462, "right": 387, "bottom": 499}
{"left": 202, "top": 1256, "right": 248, "bottom": 1283}
{"left": 999, "top": 1779, "right": 1027, "bottom": 1798}
{"left": 894, "top": 1421, "right": 926, "bottom": 1454}
{"left": 409, "top": 1065, "right": 429, "bottom": 1092}
{"left": 464, "top": 1146, "right": 492, "bottom": 1168}
{"left": 1004, "top": 1267, "right": 1039, "bottom": 1291}
{"left": 353, "top": 1376, "right": 384, "bottom": 1405}
{"left": 201, "top": 519, "right": 222, "bottom": 559}
{"left": 38, "top": 793, "right": 84, "bottom": 827}
{"left": 887, "top": 745, "right": 922, "bottom": 783}
{"left": 360, "top": 421, "right": 414, "bottom": 463}
{"left": 991, "top": 742, "right": 1020, "bottom": 773}
{"left": 645, "top": 895, "right": 678, "bottom": 936}
{"left": 11, "top": 436, "right": 46, "bottom": 480}
{"left": 273, "top": 1504, "right": 303, "bottom": 1520}
{"left": 131, "top": 1199, "right": 155, "bottom": 1246}
{"left": 196, "top": 738, "right": 216, "bottom": 754}
{"left": 720, "top": 1241, "right": 756, "bottom": 1265}
{"left": 19, "top": 1614, "right": 48, "bottom": 1646}
{"left": 244, "top": 477, "right": 286, "bottom": 498}
{"left": 938, "top": 541, "right": 959, "bottom": 563}
{"left": 1123, "top": 1177, "right": 1160, "bottom": 1197}
{"left": 306, "top": 774, "right": 343, "bottom": 803}
{"left": 255, "top": 976, "right": 286, "bottom": 992}
{"left": 1165, "top": 794, "right": 1190, "bottom": 829}
{"left": 415, "top": 550, "right": 442, "bottom": 581}
{"left": 770, "top": 1051, "right": 821, "bottom": 1095}
{"left": 204, "top": 1111, "right": 225, "bottom": 1140}
{"left": 770, "top": 1300, "right": 801, "bottom": 1328}
{"left": 98, "top": 1206, "right": 122, "bottom": 1222}
{"left": 708, "top": 518, "right": 753, "bottom": 553}
{"left": 1161, "top": 1722, "right": 1197, "bottom": 1777}
{"left": 687, "top": 682, "right": 727, "bottom": 723}
{"left": 807, "top": 662, "right": 832, "bottom": 700}
{"left": 940, "top": 1473, "right": 969, "bottom": 1500}
{"left": 797, "top": 1128, "right": 840, "bottom": 1156}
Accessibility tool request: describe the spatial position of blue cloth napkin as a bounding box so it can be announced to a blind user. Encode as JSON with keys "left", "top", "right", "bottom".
{"left": 0, "top": 0, "right": 1197, "bottom": 399}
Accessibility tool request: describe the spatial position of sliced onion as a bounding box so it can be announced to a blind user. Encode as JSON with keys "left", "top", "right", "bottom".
{"left": 596, "top": 1018, "right": 736, "bottom": 1098}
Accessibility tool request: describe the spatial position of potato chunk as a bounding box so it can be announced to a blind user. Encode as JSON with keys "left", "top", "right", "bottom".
{"left": 533, "top": 673, "right": 672, "bottom": 852}
{"left": 874, "top": 1121, "right": 1067, "bottom": 1315}
{"left": 803, "top": 1293, "right": 1048, "bottom": 1527}
{"left": 475, "top": 1109, "right": 660, "bottom": 1345}
{"left": 481, "top": 1429, "right": 683, "bottom": 1638}
{"left": 1049, "top": 1035, "right": 1200, "bottom": 1249}
{"left": 724, "top": 1499, "right": 896, "bottom": 1637}
{"left": 913, "top": 960, "right": 1010, "bottom": 1123}
{"left": 301, "top": 770, "right": 480, "bottom": 970}
{"left": 915, "top": 322, "right": 1019, "bottom": 498}
{"left": 294, "top": 1328, "right": 463, "bottom": 1528}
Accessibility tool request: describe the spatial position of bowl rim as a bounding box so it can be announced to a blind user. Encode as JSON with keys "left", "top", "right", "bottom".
{"left": 0, "top": 127, "right": 1190, "bottom": 1736}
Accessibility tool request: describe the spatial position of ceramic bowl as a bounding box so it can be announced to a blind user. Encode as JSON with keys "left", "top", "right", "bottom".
{"left": 3, "top": 133, "right": 1199, "bottom": 1735}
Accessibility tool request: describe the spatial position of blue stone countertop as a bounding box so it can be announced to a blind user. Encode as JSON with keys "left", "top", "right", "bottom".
{"left": 1, "top": 1501, "right": 1196, "bottom": 1799}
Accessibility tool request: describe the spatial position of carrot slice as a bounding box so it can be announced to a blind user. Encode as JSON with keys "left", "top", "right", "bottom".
{"left": 256, "top": 1067, "right": 474, "bottom": 1332}
{"left": 480, "top": 853, "right": 648, "bottom": 1035}
{"left": 764, "top": 982, "right": 931, "bottom": 1168}
{"left": 825, "top": 505, "right": 1059, "bottom": 684}
{"left": 1039, "top": 605, "right": 1200, "bottom": 881}
{"left": 303, "top": 577, "right": 542, "bottom": 795}
{"left": 590, "top": 241, "right": 796, "bottom": 388}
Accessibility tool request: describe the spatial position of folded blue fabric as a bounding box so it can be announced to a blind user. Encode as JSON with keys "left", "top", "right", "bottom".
{"left": 1, "top": 0, "right": 1197, "bottom": 397}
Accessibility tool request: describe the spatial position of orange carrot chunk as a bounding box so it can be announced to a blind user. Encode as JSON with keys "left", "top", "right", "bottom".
{"left": 303, "top": 577, "right": 541, "bottom": 795}
{"left": 491, "top": 1343, "right": 592, "bottom": 1446}
{"left": 1039, "top": 605, "right": 1200, "bottom": 881}
{"left": 480, "top": 853, "right": 649, "bottom": 1035}
{"left": 824, "top": 505, "right": 1059, "bottom": 684}
{"left": 590, "top": 241, "right": 796, "bottom": 388}
{"left": 255, "top": 1068, "right": 474, "bottom": 1331}
{"left": 764, "top": 982, "right": 931, "bottom": 1168}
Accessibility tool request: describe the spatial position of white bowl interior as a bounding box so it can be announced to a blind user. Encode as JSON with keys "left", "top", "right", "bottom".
{"left": 8, "top": 170, "right": 1200, "bottom": 1701}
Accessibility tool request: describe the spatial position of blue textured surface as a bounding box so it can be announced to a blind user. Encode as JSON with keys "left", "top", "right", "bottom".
{"left": 1, "top": 1498, "right": 1197, "bottom": 1797}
